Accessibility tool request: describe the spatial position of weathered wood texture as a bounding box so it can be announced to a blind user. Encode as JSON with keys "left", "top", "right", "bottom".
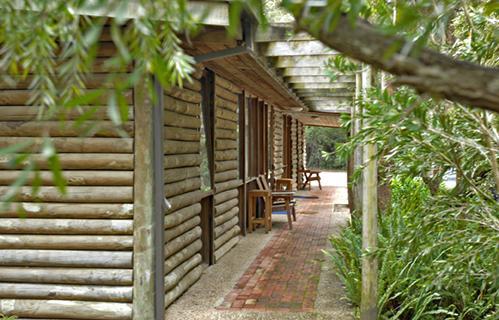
{"left": 212, "top": 75, "right": 241, "bottom": 262}
{"left": 273, "top": 110, "right": 284, "bottom": 179}
{"left": 290, "top": 119, "right": 298, "bottom": 189}
{"left": 0, "top": 37, "right": 134, "bottom": 320}
{"left": 163, "top": 78, "right": 205, "bottom": 309}
{"left": 297, "top": 122, "right": 305, "bottom": 187}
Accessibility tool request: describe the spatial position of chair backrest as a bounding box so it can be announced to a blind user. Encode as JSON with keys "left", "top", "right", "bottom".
{"left": 275, "top": 178, "right": 292, "bottom": 192}
{"left": 257, "top": 174, "right": 271, "bottom": 192}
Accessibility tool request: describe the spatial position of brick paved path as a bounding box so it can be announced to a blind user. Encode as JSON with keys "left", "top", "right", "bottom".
{"left": 218, "top": 187, "right": 336, "bottom": 312}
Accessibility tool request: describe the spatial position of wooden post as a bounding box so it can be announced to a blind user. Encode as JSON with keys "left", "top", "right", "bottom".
{"left": 360, "top": 66, "right": 378, "bottom": 320}
{"left": 133, "top": 77, "right": 165, "bottom": 320}
{"left": 352, "top": 72, "right": 363, "bottom": 213}
{"left": 200, "top": 69, "right": 216, "bottom": 265}
{"left": 238, "top": 91, "right": 247, "bottom": 235}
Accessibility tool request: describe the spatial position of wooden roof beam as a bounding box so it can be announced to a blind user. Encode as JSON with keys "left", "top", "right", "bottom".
{"left": 286, "top": 75, "right": 355, "bottom": 83}
{"left": 275, "top": 55, "right": 340, "bottom": 68}
{"left": 292, "top": 82, "right": 355, "bottom": 89}
{"left": 262, "top": 40, "right": 337, "bottom": 56}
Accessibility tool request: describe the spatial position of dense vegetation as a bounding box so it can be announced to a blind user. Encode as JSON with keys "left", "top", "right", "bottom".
{"left": 329, "top": 175, "right": 497, "bottom": 319}
{"left": 305, "top": 126, "right": 347, "bottom": 170}
{"left": 326, "top": 1, "right": 498, "bottom": 318}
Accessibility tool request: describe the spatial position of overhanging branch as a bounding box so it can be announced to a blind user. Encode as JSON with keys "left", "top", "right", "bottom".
{"left": 293, "top": 12, "right": 499, "bottom": 113}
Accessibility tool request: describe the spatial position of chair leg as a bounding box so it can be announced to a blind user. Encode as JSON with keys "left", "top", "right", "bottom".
{"left": 248, "top": 196, "right": 253, "bottom": 233}
{"left": 285, "top": 200, "right": 292, "bottom": 230}
{"left": 318, "top": 178, "right": 322, "bottom": 190}
{"left": 266, "top": 195, "right": 272, "bottom": 233}
{"left": 292, "top": 206, "right": 296, "bottom": 221}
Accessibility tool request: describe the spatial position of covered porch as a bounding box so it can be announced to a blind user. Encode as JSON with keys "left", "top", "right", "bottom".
{"left": 165, "top": 172, "right": 352, "bottom": 319}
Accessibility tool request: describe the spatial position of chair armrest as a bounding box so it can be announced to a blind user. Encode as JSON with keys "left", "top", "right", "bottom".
{"left": 249, "top": 190, "right": 271, "bottom": 196}
{"left": 272, "top": 191, "right": 295, "bottom": 196}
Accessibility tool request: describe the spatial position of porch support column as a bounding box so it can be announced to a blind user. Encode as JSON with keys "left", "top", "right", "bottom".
{"left": 360, "top": 66, "right": 378, "bottom": 320}
{"left": 352, "top": 72, "right": 363, "bottom": 213}
{"left": 133, "top": 77, "right": 165, "bottom": 320}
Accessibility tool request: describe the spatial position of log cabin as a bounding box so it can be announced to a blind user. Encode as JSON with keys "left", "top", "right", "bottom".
{"left": 0, "top": 1, "right": 352, "bottom": 319}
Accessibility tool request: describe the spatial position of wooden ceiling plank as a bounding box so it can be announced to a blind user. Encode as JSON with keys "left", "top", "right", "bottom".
{"left": 293, "top": 82, "right": 355, "bottom": 89}
{"left": 287, "top": 75, "right": 355, "bottom": 83}
{"left": 263, "top": 40, "right": 337, "bottom": 56}
{"left": 276, "top": 56, "right": 333, "bottom": 68}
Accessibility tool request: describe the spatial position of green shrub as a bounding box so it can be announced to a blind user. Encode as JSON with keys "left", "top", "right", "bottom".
{"left": 327, "top": 177, "right": 498, "bottom": 319}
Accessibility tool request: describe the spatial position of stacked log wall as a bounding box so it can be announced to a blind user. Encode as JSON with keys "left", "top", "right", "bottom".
{"left": 272, "top": 110, "right": 284, "bottom": 179}
{"left": 0, "top": 38, "right": 134, "bottom": 319}
{"left": 290, "top": 119, "right": 298, "bottom": 189}
{"left": 163, "top": 75, "right": 205, "bottom": 308}
{"left": 213, "top": 75, "right": 241, "bottom": 262}
{"left": 297, "top": 122, "right": 305, "bottom": 187}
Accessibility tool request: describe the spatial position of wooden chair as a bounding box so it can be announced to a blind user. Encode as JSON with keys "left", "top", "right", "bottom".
{"left": 273, "top": 178, "right": 297, "bottom": 222}
{"left": 248, "top": 187, "right": 272, "bottom": 233}
{"left": 298, "top": 168, "right": 322, "bottom": 190}
{"left": 258, "top": 175, "right": 295, "bottom": 230}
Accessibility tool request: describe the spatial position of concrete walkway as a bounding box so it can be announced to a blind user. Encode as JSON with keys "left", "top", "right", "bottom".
{"left": 166, "top": 172, "right": 353, "bottom": 320}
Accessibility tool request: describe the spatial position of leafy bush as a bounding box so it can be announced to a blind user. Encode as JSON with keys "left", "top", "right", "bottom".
{"left": 327, "top": 177, "right": 498, "bottom": 319}
{"left": 305, "top": 126, "right": 347, "bottom": 170}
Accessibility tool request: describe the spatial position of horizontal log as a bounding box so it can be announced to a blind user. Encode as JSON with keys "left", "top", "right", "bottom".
{"left": 214, "top": 207, "right": 238, "bottom": 227}
{"left": 0, "top": 186, "right": 133, "bottom": 203}
{"left": 167, "top": 190, "right": 207, "bottom": 212}
{"left": 215, "top": 150, "right": 237, "bottom": 161}
{"left": 164, "top": 154, "right": 201, "bottom": 169}
{"left": 0, "top": 105, "right": 134, "bottom": 122}
{"left": 215, "top": 118, "right": 237, "bottom": 130}
{"left": 165, "top": 216, "right": 200, "bottom": 243}
{"left": 164, "top": 140, "right": 200, "bottom": 155}
{"left": 215, "top": 76, "right": 241, "bottom": 94}
{"left": 0, "top": 218, "right": 132, "bottom": 235}
{"left": 165, "top": 203, "right": 201, "bottom": 229}
{"left": 164, "top": 87, "right": 201, "bottom": 104}
{"left": 0, "top": 250, "right": 132, "bottom": 268}
{"left": 0, "top": 121, "right": 134, "bottom": 138}
{"left": 164, "top": 264, "right": 203, "bottom": 308}
{"left": 0, "top": 89, "right": 133, "bottom": 107}
{"left": 215, "top": 86, "right": 238, "bottom": 104}
{"left": 164, "top": 254, "right": 201, "bottom": 291}
{"left": 164, "top": 111, "right": 200, "bottom": 129}
{"left": 214, "top": 179, "right": 242, "bottom": 193}
{"left": 163, "top": 96, "right": 200, "bottom": 116}
{"left": 214, "top": 236, "right": 239, "bottom": 263}
{"left": 0, "top": 153, "right": 133, "bottom": 170}
{"left": 215, "top": 160, "right": 238, "bottom": 173}
{"left": 164, "top": 239, "right": 202, "bottom": 274}
{"left": 0, "top": 299, "right": 132, "bottom": 320}
{"left": 165, "top": 177, "right": 201, "bottom": 198}
{"left": 0, "top": 235, "right": 132, "bottom": 250}
{"left": 0, "top": 137, "right": 133, "bottom": 153}
{"left": 214, "top": 189, "right": 238, "bottom": 205}
{"left": 164, "top": 167, "right": 200, "bottom": 184}
{"left": 0, "top": 267, "right": 132, "bottom": 285}
{"left": 215, "top": 198, "right": 239, "bottom": 216}
{"left": 0, "top": 171, "right": 133, "bottom": 186}
{"left": 214, "top": 225, "right": 240, "bottom": 250}
{"left": 215, "top": 108, "right": 237, "bottom": 122}
{"left": 0, "top": 283, "right": 132, "bottom": 302}
{"left": 164, "top": 126, "right": 200, "bottom": 142}
{"left": 214, "top": 169, "right": 239, "bottom": 183}
{"left": 0, "top": 203, "right": 133, "bottom": 219}
{"left": 164, "top": 226, "right": 202, "bottom": 258}
{"left": 214, "top": 216, "right": 239, "bottom": 238}
{"left": 0, "top": 74, "right": 132, "bottom": 90}
{"left": 215, "top": 139, "right": 237, "bottom": 151}
{"left": 216, "top": 128, "right": 237, "bottom": 139}
{"left": 215, "top": 98, "right": 238, "bottom": 112}
{"left": 183, "top": 78, "right": 202, "bottom": 92}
